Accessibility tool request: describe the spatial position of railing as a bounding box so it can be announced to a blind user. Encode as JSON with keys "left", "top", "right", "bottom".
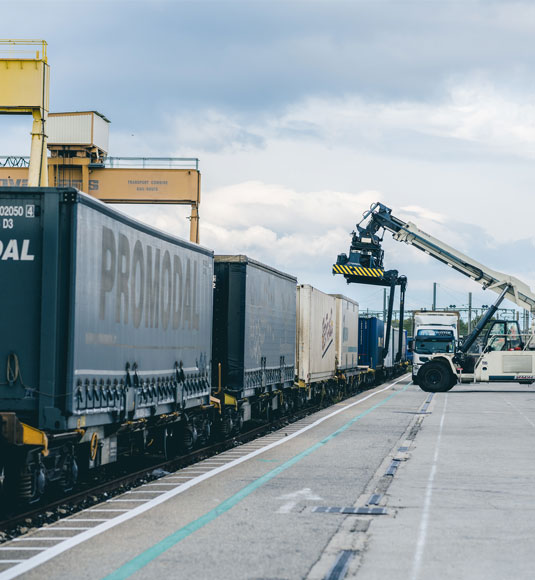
{"left": 103, "top": 157, "right": 199, "bottom": 170}
{"left": 0, "top": 39, "right": 47, "bottom": 62}
{"left": 0, "top": 156, "right": 199, "bottom": 171}
{"left": 0, "top": 156, "right": 30, "bottom": 167}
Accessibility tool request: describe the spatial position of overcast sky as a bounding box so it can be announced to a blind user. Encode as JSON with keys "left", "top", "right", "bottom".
{"left": 2, "top": 0, "right": 535, "bottom": 320}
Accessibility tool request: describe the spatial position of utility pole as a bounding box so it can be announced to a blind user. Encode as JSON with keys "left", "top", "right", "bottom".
{"left": 383, "top": 289, "right": 387, "bottom": 322}
{"left": 468, "top": 292, "right": 472, "bottom": 334}
{"left": 432, "top": 283, "right": 437, "bottom": 311}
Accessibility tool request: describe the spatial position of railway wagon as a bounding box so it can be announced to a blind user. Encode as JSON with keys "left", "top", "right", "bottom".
{"left": 212, "top": 255, "right": 296, "bottom": 428}
{"left": 296, "top": 285, "right": 373, "bottom": 403}
{"left": 0, "top": 187, "right": 214, "bottom": 500}
{"left": 358, "top": 317, "right": 385, "bottom": 377}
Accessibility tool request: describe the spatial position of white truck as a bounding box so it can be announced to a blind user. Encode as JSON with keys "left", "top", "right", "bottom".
{"left": 411, "top": 311, "right": 460, "bottom": 383}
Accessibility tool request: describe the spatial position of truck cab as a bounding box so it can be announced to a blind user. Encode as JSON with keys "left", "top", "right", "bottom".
{"left": 411, "top": 312, "right": 459, "bottom": 384}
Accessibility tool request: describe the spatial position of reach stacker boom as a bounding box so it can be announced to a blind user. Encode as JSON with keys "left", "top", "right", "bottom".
{"left": 334, "top": 202, "right": 535, "bottom": 392}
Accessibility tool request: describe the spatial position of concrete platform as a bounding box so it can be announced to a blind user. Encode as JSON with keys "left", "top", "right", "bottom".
{"left": 2, "top": 378, "right": 534, "bottom": 580}
{"left": 310, "top": 382, "right": 535, "bottom": 580}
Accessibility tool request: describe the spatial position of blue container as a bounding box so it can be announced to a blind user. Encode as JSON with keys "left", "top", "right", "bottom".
{"left": 358, "top": 317, "right": 385, "bottom": 370}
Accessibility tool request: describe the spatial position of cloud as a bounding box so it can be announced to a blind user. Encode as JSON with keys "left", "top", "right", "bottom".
{"left": 168, "top": 111, "right": 265, "bottom": 154}
{"left": 116, "top": 178, "right": 534, "bottom": 315}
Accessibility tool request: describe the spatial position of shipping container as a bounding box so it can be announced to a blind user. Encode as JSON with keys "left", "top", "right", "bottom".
{"left": 212, "top": 255, "right": 296, "bottom": 398}
{"left": 331, "top": 294, "right": 359, "bottom": 371}
{"left": 384, "top": 326, "right": 404, "bottom": 368}
{"left": 0, "top": 187, "right": 213, "bottom": 432}
{"left": 358, "top": 317, "right": 385, "bottom": 370}
{"left": 296, "top": 285, "right": 337, "bottom": 383}
{"left": 48, "top": 111, "right": 110, "bottom": 154}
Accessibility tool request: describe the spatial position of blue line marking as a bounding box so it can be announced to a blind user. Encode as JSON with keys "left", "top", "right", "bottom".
{"left": 103, "top": 382, "right": 410, "bottom": 580}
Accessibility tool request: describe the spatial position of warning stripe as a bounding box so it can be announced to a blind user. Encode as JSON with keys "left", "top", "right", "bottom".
{"left": 332, "top": 264, "right": 385, "bottom": 278}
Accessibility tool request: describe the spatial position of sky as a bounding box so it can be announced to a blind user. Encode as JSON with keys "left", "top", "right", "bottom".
{"left": 1, "top": 0, "right": 535, "bottom": 322}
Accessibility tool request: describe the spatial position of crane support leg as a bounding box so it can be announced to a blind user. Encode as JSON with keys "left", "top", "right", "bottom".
{"left": 189, "top": 203, "right": 200, "bottom": 244}
{"left": 28, "top": 108, "right": 48, "bottom": 187}
{"left": 396, "top": 278, "right": 407, "bottom": 362}
{"left": 383, "top": 278, "right": 397, "bottom": 359}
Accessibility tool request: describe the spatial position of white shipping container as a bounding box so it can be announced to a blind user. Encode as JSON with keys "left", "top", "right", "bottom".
{"left": 331, "top": 294, "right": 359, "bottom": 370}
{"left": 384, "top": 327, "right": 405, "bottom": 367}
{"left": 48, "top": 111, "right": 110, "bottom": 153}
{"left": 296, "top": 284, "right": 337, "bottom": 383}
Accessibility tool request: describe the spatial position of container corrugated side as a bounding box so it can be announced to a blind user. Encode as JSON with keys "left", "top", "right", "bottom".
{"left": 243, "top": 259, "right": 296, "bottom": 392}
{"left": 48, "top": 112, "right": 110, "bottom": 152}
{"left": 384, "top": 327, "right": 400, "bottom": 368}
{"left": 48, "top": 113, "right": 92, "bottom": 145}
{"left": 358, "top": 317, "right": 384, "bottom": 369}
{"left": 331, "top": 294, "right": 359, "bottom": 371}
{"left": 297, "top": 284, "right": 337, "bottom": 383}
{"left": 70, "top": 195, "right": 214, "bottom": 424}
{"left": 212, "top": 255, "right": 296, "bottom": 396}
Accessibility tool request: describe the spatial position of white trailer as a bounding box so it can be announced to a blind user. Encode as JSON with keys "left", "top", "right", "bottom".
{"left": 331, "top": 294, "right": 359, "bottom": 373}
{"left": 296, "top": 284, "right": 337, "bottom": 384}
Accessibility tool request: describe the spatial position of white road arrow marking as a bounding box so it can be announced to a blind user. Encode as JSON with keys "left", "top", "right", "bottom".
{"left": 276, "top": 487, "right": 323, "bottom": 513}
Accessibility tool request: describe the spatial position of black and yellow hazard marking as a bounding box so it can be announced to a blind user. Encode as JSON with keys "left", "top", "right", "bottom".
{"left": 332, "top": 264, "right": 385, "bottom": 278}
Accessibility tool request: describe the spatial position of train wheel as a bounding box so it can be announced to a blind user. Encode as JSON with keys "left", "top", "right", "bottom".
{"left": 17, "top": 463, "right": 46, "bottom": 504}
{"left": 197, "top": 421, "right": 211, "bottom": 447}
{"left": 58, "top": 451, "right": 79, "bottom": 493}
{"left": 216, "top": 407, "right": 237, "bottom": 439}
{"left": 181, "top": 425, "right": 197, "bottom": 453}
{"left": 162, "top": 426, "right": 181, "bottom": 460}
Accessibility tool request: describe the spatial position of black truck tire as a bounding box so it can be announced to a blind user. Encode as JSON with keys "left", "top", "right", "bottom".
{"left": 418, "top": 361, "right": 455, "bottom": 393}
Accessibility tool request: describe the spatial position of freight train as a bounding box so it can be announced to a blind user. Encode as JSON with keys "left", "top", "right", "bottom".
{"left": 0, "top": 187, "right": 408, "bottom": 502}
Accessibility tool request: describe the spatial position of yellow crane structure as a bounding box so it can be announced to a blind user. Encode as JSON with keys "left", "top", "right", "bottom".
{"left": 0, "top": 39, "right": 49, "bottom": 187}
{"left": 0, "top": 41, "right": 202, "bottom": 243}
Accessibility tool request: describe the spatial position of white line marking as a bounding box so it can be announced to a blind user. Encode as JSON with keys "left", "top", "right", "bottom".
{"left": 125, "top": 490, "right": 165, "bottom": 495}
{"left": 107, "top": 499, "right": 150, "bottom": 503}
{"left": 39, "top": 528, "right": 90, "bottom": 531}
{"left": 64, "top": 519, "right": 109, "bottom": 522}
{"left": 0, "top": 548, "right": 47, "bottom": 551}
{"left": 276, "top": 488, "right": 322, "bottom": 513}
{"left": 175, "top": 469, "right": 212, "bottom": 474}
{"left": 410, "top": 393, "right": 448, "bottom": 580}
{"left": 13, "top": 538, "right": 69, "bottom": 542}
{"left": 144, "top": 483, "right": 179, "bottom": 487}
{"left": 84, "top": 509, "right": 129, "bottom": 513}
{"left": 0, "top": 375, "right": 408, "bottom": 580}
{"left": 219, "top": 452, "right": 246, "bottom": 454}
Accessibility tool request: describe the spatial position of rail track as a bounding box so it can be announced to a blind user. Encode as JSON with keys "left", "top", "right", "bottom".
{"left": 0, "top": 403, "right": 322, "bottom": 539}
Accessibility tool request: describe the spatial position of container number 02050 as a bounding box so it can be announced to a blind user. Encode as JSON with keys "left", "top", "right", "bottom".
{"left": 0, "top": 205, "right": 24, "bottom": 217}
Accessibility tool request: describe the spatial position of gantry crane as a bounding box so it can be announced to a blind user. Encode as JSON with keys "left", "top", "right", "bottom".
{"left": 335, "top": 202, "right": 535, "bottom": 392}
{"left": 0, "top": 40, "right": 49, "bottom": 186}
